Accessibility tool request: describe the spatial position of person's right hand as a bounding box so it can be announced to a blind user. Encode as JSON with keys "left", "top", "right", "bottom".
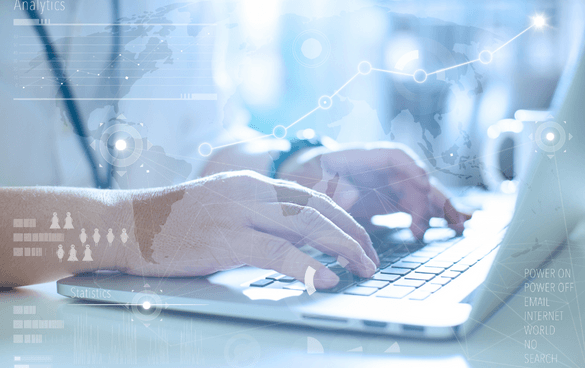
{"left": 123, "top": 170, "right": 379, "bottom": 290}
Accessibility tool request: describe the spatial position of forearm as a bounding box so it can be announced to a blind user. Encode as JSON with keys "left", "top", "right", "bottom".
{"left": 0, "top": 187, "right": 132, "bottom": 287}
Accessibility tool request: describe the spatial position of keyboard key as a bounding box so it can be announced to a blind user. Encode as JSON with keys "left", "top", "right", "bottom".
{"left": 381, "top": 255, "right": 402, "bottom": 263}
{"left": 408, "top": 290, "right": 432, "bottom": 300}
{"left": 458, "top": 257, "right": 477, "bottom": 266}
{"left": 415, "top": 266, "right": 444, "bottom": 274}
{"left": 402, "top": 255, "right": 431, "bottom": 263}
{"left": 440, "top": 271, "right": 460, "bottom": 279}
{"left": 250, "top": 279, "right": 273, "bottom": 287}
{"left": 450, "top": 264, "right": 469, "bottom": 272}
{"left": 380, "top": 267, "right": 410, "bottom": 276}
{"left": 392, "top": 261, "right": 421, "bottom": 269}
{"left": 279, "top": 276, "right": 296, "bottom": 283}
{"left": 283, "top": 282, "right": 306, "bottom": 291}
{"left": 412, "top": 250, "right": 441, "bottom": 258}
{"left": 430, "top": 277, "right": 451, "bottom": 285}
{"left": 419, "top": 283, "right": 442, "bottom": 293}
{"left": 373, "top": 273, "right": 400, "bottom": 282}
{"left": 359, "top": 280, "right": 389, "bottom": 289}
{"left": 405, "top": 272, "right": 435, "bottom": 281}
{"left": 425, "top": 261, "right": 453, "bottom": 268}
{"left": 394, "top": 279, "right": 425, "bottom": 288}
{"left": 345, "top": 287, "right": 377, "bottom": 296}
{"left": 376, "top": 286, "right": 415, "bottom": 299}
{"left": 266, "top": 273, "right": 285, "bottom": 280}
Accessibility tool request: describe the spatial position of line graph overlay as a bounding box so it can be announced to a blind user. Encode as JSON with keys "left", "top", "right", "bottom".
{"left": 198, "top": 16, "right": 545, "bottom": 155}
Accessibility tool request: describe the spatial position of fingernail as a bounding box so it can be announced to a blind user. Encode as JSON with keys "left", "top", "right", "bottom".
{"left": 314, "top": 267, "right": 339, "bottom": 289}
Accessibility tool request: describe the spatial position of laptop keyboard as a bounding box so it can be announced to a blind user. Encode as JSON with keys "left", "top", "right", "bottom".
{"left": 250, "top": 234, "right": 501, "bottom": 301}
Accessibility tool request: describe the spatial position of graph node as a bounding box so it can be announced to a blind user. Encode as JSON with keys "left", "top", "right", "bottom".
{"left": 413, "top": 69, "right": 427, "bottom": 83}
{"left": 198, "top": 142, "right": 213, "bottom": 157}
{"left": 272, "top": 125, "right": 287, "bottom": 139}
{"left": 358, "top": 61, "right": 372, "bottom": 75}
{"left": 479, "top": 50, "right": 493, "bottom": 64}
{"left": 318, "top": 95, "right": 333, "bottom": 110}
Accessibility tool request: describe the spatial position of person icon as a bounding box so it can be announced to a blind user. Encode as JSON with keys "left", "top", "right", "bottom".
{"left": 56, "top": 244, "right": 64, "bottom": 262}
{"left": 120, "top": 228, "right": 129, "bottom": 245}
{"left": 50, "top": 212, "right": 60, "bottom": 229}
{"left": 63, "top": 212, "right": 74, "bottom": 229}
{"left": 82, "top": 244, "right": 93, "bottom": 262}
{"left": 67, "top": 244, "right": 78, "bottom": 262}
{"left": 93, "top": 229, "right": 100, "bottom": 246}
{"left": 79, "top": 228, "right": 87, "bottom": 244}
{"left": 106, "top": 228, "right": 115, "bottom": 246}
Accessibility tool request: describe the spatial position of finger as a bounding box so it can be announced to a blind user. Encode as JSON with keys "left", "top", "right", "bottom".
{"left": 428, "top": 186, "right": 472, "bottom": 234}
{"left": 270, "top": 182, "right": 380, "bottom": 267}
{"left": 249, "top": 203, "right": 376, "bottom": 278}
{"left": 386, "top": 177, "right": 432, "bottom": 240}
{"left": 239, "top": 230, "right": 340, "bottom": 290}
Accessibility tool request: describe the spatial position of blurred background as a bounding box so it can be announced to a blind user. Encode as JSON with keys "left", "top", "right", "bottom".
{"left": 213, "top": 0, "right": 585, "bottom": 190}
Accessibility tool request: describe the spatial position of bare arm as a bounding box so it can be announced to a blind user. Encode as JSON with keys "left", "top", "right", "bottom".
{"left": 0, "top": 172, "right": 378, "bottom": 289}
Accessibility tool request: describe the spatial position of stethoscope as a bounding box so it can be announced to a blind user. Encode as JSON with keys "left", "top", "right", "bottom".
{"left": 24, "top": 1, "right": 120, "bottom": 189}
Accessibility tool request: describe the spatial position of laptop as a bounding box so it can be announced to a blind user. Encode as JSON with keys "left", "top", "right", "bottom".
{"left": 56, "top": 40, "right": 585, "bottom": 339}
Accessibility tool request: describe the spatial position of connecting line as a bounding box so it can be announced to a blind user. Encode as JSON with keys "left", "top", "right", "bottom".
{"left": 331, "top": 72, "right": 360, "bottom": 98}
{"left": 428, "top": 58, "right": 480, "bottom": 75}
{"left": 200, "top": 21, "right": 540, "bottom": 154}
{"left": 492, "top": 24, "right": 534, "bottom": 54}
{"left": 286, "top": 106, "right": 321, "bottom": 129}
{"left": 371, "top": 68, "right": 413, "bottom": 76}
{"left": 213, "top": 134, "right": 273, "bottom": 150}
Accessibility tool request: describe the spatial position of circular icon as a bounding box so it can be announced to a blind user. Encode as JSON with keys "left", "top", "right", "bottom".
{"left": 198, "top": 142, "right": 213, "bottom": 157}
{"left": 272, "top": 125, "right": 287, "bottom": 139}
{"left": 358, "top": 61, "right": 372, "bottom": 75}
{"left": 130, "top": 290, "right": 162, "bottom": 322}
{"left": 99, "top": 124, "right": 144, "bottom": 168}
{"left": 535, "top": 121, "right": 566, "bottom": 153}
{"left": 318, "top": 95, "right": 332, "bottom": 110}
{"left": 224, "top": 334, "right": 261, "bottom": 368}
{"left": 479, "top": 50, "right": 493, "bottom": 64}
{"left": 413, "top": 69, "right": 427, "bottom": 83}
{"left": 292, "top": 30, "right": 331, "bottom": 68}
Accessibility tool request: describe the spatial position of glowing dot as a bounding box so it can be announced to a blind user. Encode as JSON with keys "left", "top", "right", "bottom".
{"left": 115, "top": 139, "right": 127, "bottom": 151}
{"left": 413, "top": 69, "right": 427, "bottom": 83}
{"left": 125, "top": 76, "right": 129, "bottom": 80}
{"left": 546, "top": 132, "right": 555, "bottom": 141}
{"left": 146, "top": 170, "right": 150, "bottom": 173}
{"left": 142, "top": 301, "right": 151, "bottom": 310}
{"left": 533, "top": 15, "right": 546, "bottom": 28}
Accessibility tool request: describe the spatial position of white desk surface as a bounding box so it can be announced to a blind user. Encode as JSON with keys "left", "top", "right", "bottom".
{"left": 1, "top": 237, "right": 584, "bottom": 368}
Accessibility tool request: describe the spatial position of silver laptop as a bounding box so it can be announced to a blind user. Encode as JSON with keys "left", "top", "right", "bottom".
{"left": 56, "top": 40, "right": 585, "bottom": 339}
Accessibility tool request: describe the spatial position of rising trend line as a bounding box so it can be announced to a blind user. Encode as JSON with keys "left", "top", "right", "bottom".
{"left": 198, "top": 16, "right": 545, "bottom": 155}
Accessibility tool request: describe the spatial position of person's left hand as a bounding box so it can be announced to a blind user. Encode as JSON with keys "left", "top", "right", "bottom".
{"left": 276, "top": 142, "right": 471, "bottom": 239}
